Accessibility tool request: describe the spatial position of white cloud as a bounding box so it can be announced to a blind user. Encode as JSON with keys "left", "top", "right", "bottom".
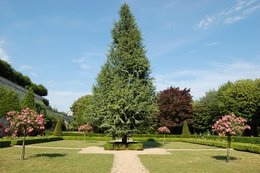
{"left": 154, "top": 60, "right": 260, "bottom": 100}
{"left": 194, "top": 0, "right": 260, "bottom": 30}
{"left": 205, "top": 42, "right": 219, "bottom": 47}
{"left": 194, "top": 15, "right": 215, "bottom": 30}
{"left": 0, "top": 40, "right": 10, "bottom": 62}
{"left": 46, "top": 90, "right": 90, "bottom": 112}
{"left": 73, "top": 52, "right": 105, "bottom": 70}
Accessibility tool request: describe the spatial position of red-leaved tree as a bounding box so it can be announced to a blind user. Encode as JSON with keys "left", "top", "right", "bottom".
{"left": 157, "top": 87, "right": 193, "bottom": 133}
{"left": 212, "top": 113, "right": 250, "bottom": 162}
{"left": 6, "top": 108, "right": 45, "bottom": 160}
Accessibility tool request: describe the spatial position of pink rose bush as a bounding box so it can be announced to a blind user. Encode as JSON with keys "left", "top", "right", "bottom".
{"left": 212, "top": 113, "right": 250, "bottom": 162}
{"left": 5, "top": 108, "right": 45, "bottom": 160}
{"left": 6, "top": 108, "right": 45, "bottom": 137}
{"left": 212, "top": 113, "right": 250, "bottom": 136}
{"left": 78, "top": 124, "right": 93, "bottom": 140}
{"left": 78, "top": 124, "right": 93, "bottom": 133}
{"left": 158, "top": 126, "right": 170, "bottom": 144}
{"left": 158, "top": 126, "right": 170, "bottom": 134}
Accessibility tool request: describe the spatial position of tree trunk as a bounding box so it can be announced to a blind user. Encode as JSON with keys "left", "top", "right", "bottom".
{"left": 226, "top": 134, "right": 231, "bottom": 163}
{"left": 122, "top": 134, "right": 127, "bottom": 145}
{"left": 21, "top": 136, "right": 26, "bottom": 160}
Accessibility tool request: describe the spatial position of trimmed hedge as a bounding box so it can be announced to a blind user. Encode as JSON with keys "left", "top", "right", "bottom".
{"left": 181, "top": 138, "right": 260, "bottom": 154}
{"left": 195, "top": 135, "right": 260, "bottom": 144}
{"left": 62, "top": 136, "right": 111, "bottom": 141}
{"left": 13, "top": 136, "right": 63, "bottom": 145}
{"left": 104, "top": 142, "right": 143, "bottom": 150}
{"left": 0, "top": 140, "right": 12, "bottom": 148}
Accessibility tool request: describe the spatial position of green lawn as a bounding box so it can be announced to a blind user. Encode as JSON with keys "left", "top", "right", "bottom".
{"left": 31, "top": 140, "right": 105, "bottom": 148}
{"left": 0, "top": 141, "right": 113, "bottom": 173}
{"left": 140, "top": 142, "right": 260, "bottom": 173}
{"left": 1, "top": 140, "right": 260, "bottom": 173}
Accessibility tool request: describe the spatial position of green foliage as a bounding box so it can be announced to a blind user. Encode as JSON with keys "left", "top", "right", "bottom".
{"left": 193, "top": 90, "right": 220, "bottom": 133}
{"left": 0, "top": 140, "right": 12, "bottom": 148}
{"left": 53, "top": 119, "right": 63, "bottom": 136}
{"left": 103, "top": 142, "right": 143, "bottom": 150}
{"left": 181, "top": 121, "right": 191, "bottom": 138}
{"left": 0, "top": 59, "right": 48, "bottom": 96}
{"left": 193, "top": 79, "right": 260, "bottom": 136}
{"left": 127, "top": 142, "right": 144, "bottom": 150}
{"left": 21, "top": 88, "right": 36, "bottom": 110}
{"left": 0, "top": 86, "right": 21, "bottom": 117}
{"left": 182, "top": 138, "right": 260, "bottom": 154}
{"left": 70, "top": 95, "right": 93, "bottom": 125}
{"left": 13, "top": 136, "right": 63, "bottom": 145}
{"left": 92, "top": 4, "right": 157, "bottom": 140}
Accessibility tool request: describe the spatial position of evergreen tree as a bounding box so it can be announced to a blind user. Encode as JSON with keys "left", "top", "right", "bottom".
{"left": 53, "top": 119, "right": 62, "bottom": 136}
{"left": 181, "top": 121, "right": 191, "bottom": 138}
{"left": 0, "top": 86, "right": 21, "bottom": 117}
{"left": 92, "top": 4, "right": 157, "bottom": 144}
{"left": 21, "top": 88, "right": 36, "bottom": 110}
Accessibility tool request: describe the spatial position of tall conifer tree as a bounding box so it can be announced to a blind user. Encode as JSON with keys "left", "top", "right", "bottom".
{"left": 92, "top": 4, "right": 157, "bottom": 143}
{"left": 21, "top": 88, "right": 36, "bottom": 110}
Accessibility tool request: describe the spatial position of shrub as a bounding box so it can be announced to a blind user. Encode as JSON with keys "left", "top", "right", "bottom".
{"left": 127, "top": 142, "right": 143, "bottom": 150}
{"left": 53, "top": 119, "right": 62, "bottom": 136}
{"left": 181, "top": 121, "right": 191, "bottom": 138}
{"left": 0, "top": 140, "right": 12, "bottom": 148}
{"left": 13, "top": 136, "right": 63, "bottom": 145}
{"left": 103, "top": 142, "right": 143, "bottom": 150}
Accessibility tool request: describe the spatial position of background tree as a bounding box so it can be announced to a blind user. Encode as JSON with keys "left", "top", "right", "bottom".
{"left": 192, "top": 90, "right": 220, "bottom": 133}
{"left": 0, "top": 86, "right": 21, "bottom": 117}
{"left": 21, "top": 88, "right": 36, "bottom": 110}
{"left": 92, "top": 4, "right": 157, "bottom": 144}
{"left": 70, "top": 95, "right": 93, "bottom": 126}
{"left": 218, "top": 79, "right": 260, "bottom": 136}
{"left": 157, "top": 87, "right": 193, "bottom": 134}
{"left": 0, "top": 59, "right": 48, "bottom": 96}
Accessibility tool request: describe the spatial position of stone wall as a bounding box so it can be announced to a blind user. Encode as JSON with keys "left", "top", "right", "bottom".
{"left": 0, "top": 76, "right": 47, "bottom": 103}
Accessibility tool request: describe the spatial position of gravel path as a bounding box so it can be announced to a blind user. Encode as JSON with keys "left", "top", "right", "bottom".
{"left": 79, "top": 146, "right": 171, "bottom": 173}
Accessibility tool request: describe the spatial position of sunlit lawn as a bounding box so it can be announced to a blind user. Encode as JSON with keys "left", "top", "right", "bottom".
{"left": 140, "top": 142, "right": 260, "bottom": 173}
{"left": 0, "top": 141, "right": 112, "bottom": 173}
{"left": 1, "top": 140, "right": 260, "bottom": 173}
{"left": 31, "top": 140, "right": 105, "bottom": 148}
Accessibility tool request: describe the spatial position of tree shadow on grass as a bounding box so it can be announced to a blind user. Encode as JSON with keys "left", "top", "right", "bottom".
{"left": 143, "top": 139, "right": 162, "bottom": 149}
{"left": 30, "top": 153, "right": 67, "bottom": 158}
{"left": 212, "top": 155, "right": 240, "bottom": 161}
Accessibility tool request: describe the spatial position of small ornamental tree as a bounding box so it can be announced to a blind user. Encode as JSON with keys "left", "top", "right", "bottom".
{"left": 158, "top": 126, "right": 170, "bottom": 144}
{"left": 181, "top": 121, "right": 191, "bottom": 138}
{"left": 6, "top": 108, "right": 45, "bottom": 160}
{"left": 53, "top": 119, "right": 63, "bottom": 137}
{"left": 78, "top": 124, "right": 93, "bottom": 140}
{"left": 212, "top": 113, "right": 250, "bottom": 162}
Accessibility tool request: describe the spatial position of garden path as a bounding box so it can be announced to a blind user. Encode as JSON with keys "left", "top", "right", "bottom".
{"left": 79, "top": 146, "right": 170, "bottom": 173}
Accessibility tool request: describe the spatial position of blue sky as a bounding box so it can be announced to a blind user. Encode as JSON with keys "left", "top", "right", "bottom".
{"left": 0, "top": 0, "right": 259, "bottom": 113}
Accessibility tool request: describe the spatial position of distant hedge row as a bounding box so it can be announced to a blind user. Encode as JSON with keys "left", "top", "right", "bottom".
{"left": 0, "top": 136, "right": 63, "bottom": 148}
{"left": 0, "top": 59, "right": 48, "bottom": 96}
{"left": 182, "top": 138, "right": 260, "bottom": 154}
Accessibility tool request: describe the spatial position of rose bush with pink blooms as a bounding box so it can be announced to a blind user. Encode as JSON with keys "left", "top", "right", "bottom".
{"left": 6, "top": 108, "right": 45, "bottom": 160}
{"left": 212, "top": 113, "right": 250, "bottom": 136}
{"left": 78, "top": 124, "right": 93, "bottom": 140}
{"left": 212, "top": 113, "right": 250, "bottom": 162}
{"left": 158, "top": 126, "right": 170, "bottom": 144}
